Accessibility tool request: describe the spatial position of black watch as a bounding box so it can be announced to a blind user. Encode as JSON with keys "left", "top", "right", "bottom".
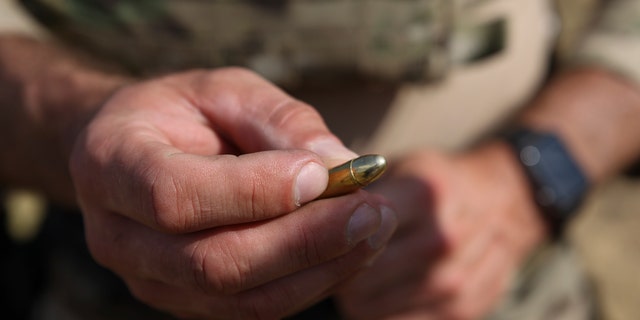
{"left": 504, "top": 128, "right": 590, "bottom": 235}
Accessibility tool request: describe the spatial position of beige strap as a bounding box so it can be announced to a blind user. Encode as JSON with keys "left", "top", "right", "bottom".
{"left": 362, "top": 0, "right": 557, "bottom": 155}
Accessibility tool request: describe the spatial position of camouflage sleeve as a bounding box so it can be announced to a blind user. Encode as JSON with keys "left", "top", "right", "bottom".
{"left": 568, "top": 0, "right": 640, "bottom": 85}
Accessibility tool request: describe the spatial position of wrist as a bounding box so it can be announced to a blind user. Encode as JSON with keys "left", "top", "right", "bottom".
{"left": 38, "top": 64, "right": 131, "bottom": 157}
{"left": 519, "top": 68, "right": 640, "bottom": 183}
{"left": 464, "top": 141, "right": 549, "bottom": 239}
{"left": 0, "top": 35, "right": 131, "bottom": 203}
{"left": 38, "top": 65, "right": 130, "bottom": 204}
{"left": 3, "top": 36, "right": 131, "bottom": 159}
{"left": 502, "top": 128, "right": 590, "bottom": 236}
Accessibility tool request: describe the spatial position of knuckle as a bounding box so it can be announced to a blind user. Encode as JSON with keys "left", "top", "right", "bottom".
{"left": 290, "top": 224, "right": 323, "bottom": 267}
{"left": 148, "top": 174, "right": 180, "bottom": 232}
{"left": 147, "top": 168, "right": 194, "bottom": 233}
{"left": 244, "top": 176, "right": 271, "bottom": 220}
{"left": 190, "top": 241, "right": 251, "bottom": 295}
{"left": 268, "top": 98, "right": 322, "bottom": 134}
{"left": 234, "top": 154, "right": 298, "bottom": 218}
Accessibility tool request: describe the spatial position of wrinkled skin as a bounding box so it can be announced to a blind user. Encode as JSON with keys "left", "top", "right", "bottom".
{"left": 70, "top": 68, "right": 398, "bottom": 319}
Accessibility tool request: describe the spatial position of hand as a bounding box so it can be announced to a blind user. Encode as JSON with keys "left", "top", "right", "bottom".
{"left": 336, "top": 143, "right": 546, "bottom": 320}
{"left": 69, "top": 68, "right": 398, "bottom": 319}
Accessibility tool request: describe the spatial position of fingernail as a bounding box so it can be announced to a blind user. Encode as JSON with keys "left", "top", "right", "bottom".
{"left": 294, "top": 162, "right": 328, "bottom": 206}
{"left": 309, "top": 139, "right": 358, "bottom": 163}
{"left": 347, "top": 204, "right": 381, "bottom": 246}
{"left": 368, "top": 206, "right": 398, "bottom": 250}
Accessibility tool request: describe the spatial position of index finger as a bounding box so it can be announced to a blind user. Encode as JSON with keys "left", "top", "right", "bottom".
{"left": 74, "top": 136, "right": 330, "bottom": 233}
{"left": 173, "top": 68, "right": 357, "bottom": 162}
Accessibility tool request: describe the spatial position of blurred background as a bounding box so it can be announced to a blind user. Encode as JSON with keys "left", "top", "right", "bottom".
{"left": 2, "top": 1, "right": 640, "bottom": 319}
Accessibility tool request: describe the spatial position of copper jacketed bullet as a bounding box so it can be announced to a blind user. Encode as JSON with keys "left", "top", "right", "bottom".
{"left": 319, "top": 154, "right": 387, "bottom": 199}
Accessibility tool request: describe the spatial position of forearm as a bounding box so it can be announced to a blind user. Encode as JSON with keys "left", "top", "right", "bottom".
{"left": 519, "top": 68, "right": 640, "bottom": 183}
{"left": 463, "top": 67, "right": 640, "bottom": 237}
{"left": 0, "top": 34, "right": 128, "bottom": 204}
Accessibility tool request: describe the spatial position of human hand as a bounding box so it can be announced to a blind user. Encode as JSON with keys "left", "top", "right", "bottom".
{"left": 69, "top": 68, "right": 397, "bottom": 319}
{"left": 336, "top": 143, "right": 547, "bottom": 320}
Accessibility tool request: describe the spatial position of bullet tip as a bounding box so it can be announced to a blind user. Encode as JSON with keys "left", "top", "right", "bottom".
{"left": 351, "top": 154, "right": 387, "bottom": 186}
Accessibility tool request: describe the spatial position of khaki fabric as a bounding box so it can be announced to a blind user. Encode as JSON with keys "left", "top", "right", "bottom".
{"left": 0, "top": 0, "right": 49, "bottom": 37}
{"left": 487, "top": 243, "right": 596, "bottom": 320}
{"left": 566, "top": 0, "right": 640, "bottom": 85}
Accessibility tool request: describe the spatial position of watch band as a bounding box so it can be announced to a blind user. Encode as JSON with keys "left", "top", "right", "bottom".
{"left": 504, "top": 128, "right": 590, "bottom": 235}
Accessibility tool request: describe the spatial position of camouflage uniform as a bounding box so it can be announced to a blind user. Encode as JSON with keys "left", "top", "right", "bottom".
{"left": 8, "top": 0, "right": 640, "bottom": 319}
{"left": 18, "top": 0, "right": 456, "bottom": 83}
{"left": 16, "top": 0, "right": 640, "bottom": 85}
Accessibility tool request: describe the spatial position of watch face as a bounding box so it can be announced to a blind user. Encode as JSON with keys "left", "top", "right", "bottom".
{"left": 506, "top": 129, "right": 589, "bottom": 231}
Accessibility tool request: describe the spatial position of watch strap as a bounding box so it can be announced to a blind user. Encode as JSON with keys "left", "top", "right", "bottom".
{"left": 504, "top": 128, "right": 590, "bottom": 235}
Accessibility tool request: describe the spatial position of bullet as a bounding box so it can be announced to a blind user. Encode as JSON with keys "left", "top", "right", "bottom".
{"left": 318, "top": 154, "right": 387, "bottom": 199}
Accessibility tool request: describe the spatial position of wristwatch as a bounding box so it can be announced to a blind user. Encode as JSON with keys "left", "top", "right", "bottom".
{"left": 504, "top": 128, "right": 590, "bottom": 235}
